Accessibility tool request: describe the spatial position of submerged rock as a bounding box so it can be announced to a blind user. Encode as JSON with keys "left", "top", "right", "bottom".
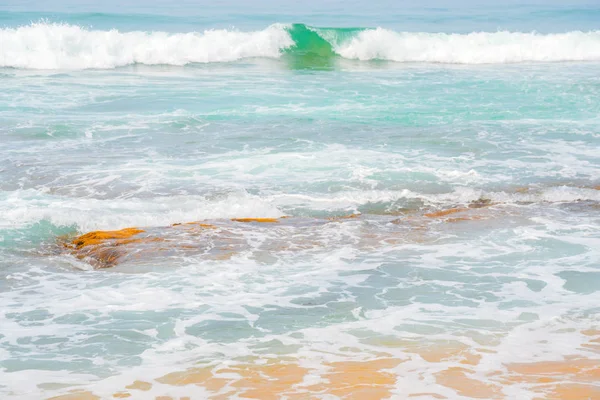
{"left": 59, "top": 185, "right": 599, "bottom": 269}
{"left": 71, "top": 228, "right": 145, "bottom": 248}
{"left": 231, "top": 218, "right": 279, "bottom": 223}
{"left": 62, "top": 209, "right": 496, "bottom": 269}
{"left": 65, "top": 228, "right": 156, "bottom": 269}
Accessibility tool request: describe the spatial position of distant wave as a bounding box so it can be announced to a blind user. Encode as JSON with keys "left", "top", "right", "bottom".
{"left": 2, "top": 22, "right": 600, "bottom": 69}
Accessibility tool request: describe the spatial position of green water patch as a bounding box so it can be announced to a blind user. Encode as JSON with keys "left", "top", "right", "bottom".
{"left": 0, "top": 220, "right": 76, "bottom": 249}
{"left": 282, "top": 24, "right": 363, "bottom": 70}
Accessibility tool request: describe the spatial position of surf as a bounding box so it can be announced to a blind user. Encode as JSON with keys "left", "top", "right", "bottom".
{"left": 2, "top": 22, "right": 600, "bottom": 69}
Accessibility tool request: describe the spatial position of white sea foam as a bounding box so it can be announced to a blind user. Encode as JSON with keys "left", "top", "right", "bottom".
{"left": 268, "top": 186, "right": 600, "bottom": 212}
{"left": 0, "top": 22, "right": 292, "bottom": 69}
{"left": 0, "top": 190, "right": 284, "bottom": 232}
{"left": 1, "top": 185, "right": 599, "bottom": 399}
{"left": 335, "top": 28, "right": 600, "bottom": 64}
{"left": 1, "top": 186, "right": 598, "bottom": 234}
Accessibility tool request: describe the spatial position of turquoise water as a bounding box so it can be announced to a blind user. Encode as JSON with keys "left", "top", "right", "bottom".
{"left": 1, "top": 1, "right": 600, "bottom": 399}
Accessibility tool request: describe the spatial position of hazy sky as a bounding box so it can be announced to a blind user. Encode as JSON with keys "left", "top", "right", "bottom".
{"left": 1, "top": 0, "right": 599, "bottom": 32}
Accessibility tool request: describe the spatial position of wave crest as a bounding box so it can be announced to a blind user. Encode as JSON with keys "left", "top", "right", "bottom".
{"left": 0, "top": 22, "right": 292, "bottom": 69}
{"left": 335, "top": 28, "right": 600, "bottom": 64}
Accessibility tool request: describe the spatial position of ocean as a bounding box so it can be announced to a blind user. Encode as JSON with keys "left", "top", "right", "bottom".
{"left": 1, "top": 1, "right": 600, "bottom": 399}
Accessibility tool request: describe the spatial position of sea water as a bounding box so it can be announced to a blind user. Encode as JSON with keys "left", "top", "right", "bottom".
{"left": 1, "top": 1, "right": 600, "bottom": 399}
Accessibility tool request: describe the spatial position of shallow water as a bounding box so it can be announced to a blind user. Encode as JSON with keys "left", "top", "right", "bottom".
{"left": 1, "top": 1, "right": 600, "bottom": 399}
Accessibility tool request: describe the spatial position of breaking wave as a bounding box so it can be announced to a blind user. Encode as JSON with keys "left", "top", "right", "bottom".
{"left": 2, "top": 22, "right": 600, "bottom": 69}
